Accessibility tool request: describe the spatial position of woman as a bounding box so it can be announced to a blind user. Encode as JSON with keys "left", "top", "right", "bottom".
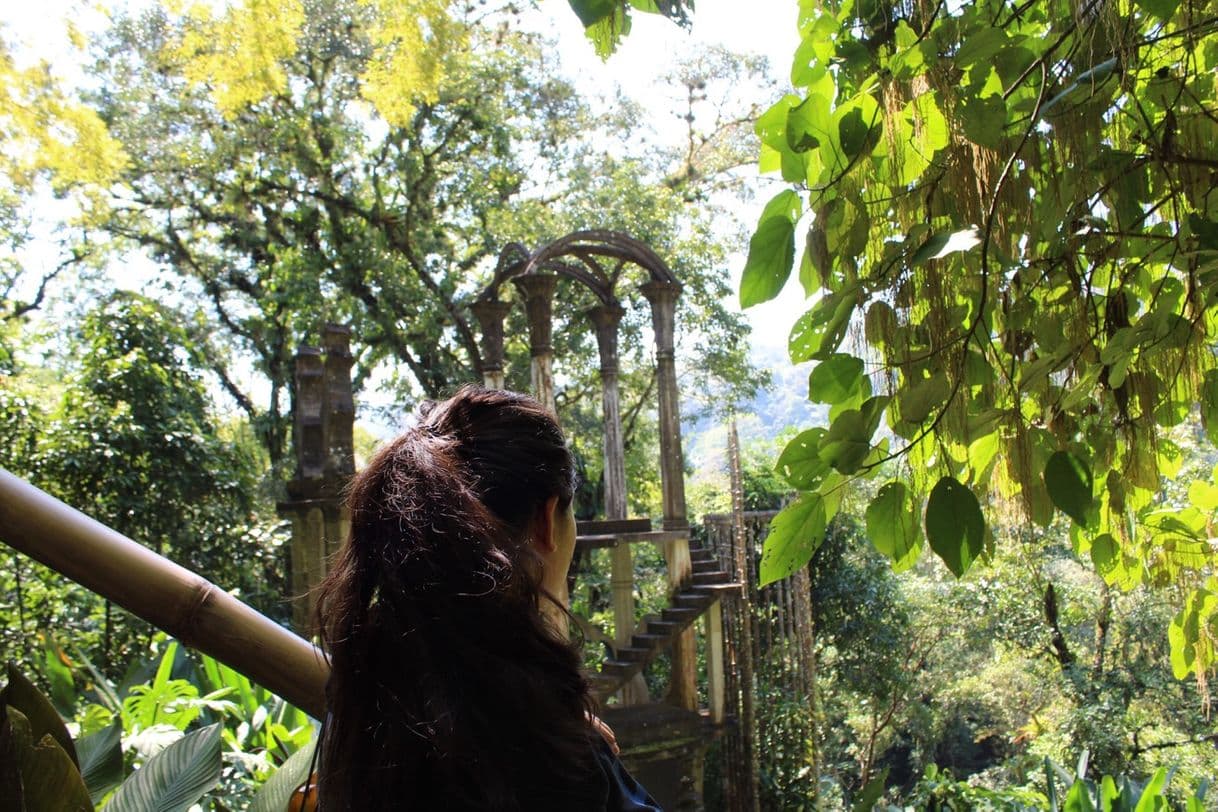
{"left": 315, "top": 386, "right": 660, "bottom": 810}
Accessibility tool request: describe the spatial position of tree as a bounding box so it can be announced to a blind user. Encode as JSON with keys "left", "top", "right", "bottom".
{"left": 82, "top": 1, "right": 763, "bottom": 470}
{"left": 21, "top": 292, "right": 275, "bottom": 671}
{"left": 0, "top": 34, "right": 123, "bottom": 363}
{"left": 741, "top": 0, "right": 1218, "bottom": 680}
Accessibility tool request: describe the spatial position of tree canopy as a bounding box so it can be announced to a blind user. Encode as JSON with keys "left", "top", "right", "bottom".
{"left": 741, "top": 0, "right": 1218, "bottom": 681}
{"left": 0, "top": 0, "right": 765, "bottom": 473}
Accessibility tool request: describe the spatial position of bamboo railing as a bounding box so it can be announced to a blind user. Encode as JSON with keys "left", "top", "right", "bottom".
{"left": 0, "top": 468, "right": 328, "bottom": 719}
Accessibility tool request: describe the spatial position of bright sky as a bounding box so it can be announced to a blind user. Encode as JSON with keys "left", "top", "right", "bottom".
{"left": 0, "top": 0, "right": 810, "bottom": 354}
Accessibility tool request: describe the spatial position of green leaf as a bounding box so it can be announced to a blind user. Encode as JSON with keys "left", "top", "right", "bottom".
{"left": 837, "top": 107, "right": 876, "bottom": 159}
{"left": 24, "top": 732, "right": 95, "bottom": 811}
{"left": 909, "top": 228, "right": 983, "bottom": 265}
{"left": 1090, "top": 533, "right": 1119, "bottom": 581}
{"left": 1065, "top": 779, "right": 1096, "bottom": 812}
{"left": 1043, "top": 451, "right": 1095, "bottom": 528}
{"left": 787, "top": 94, "right": 830, "bottom": 152}
{"left": 78, "top": 721, "right": 123, "bottom": 804}
{"left": 851, "top": 766, "right": 889, "bottom": 812}
{"left": 41, "top": 634, "right": 77, "bottom": 717}
{"left": 789, "top": 288, "right": 856, "bottom": 363}
{"left": 899, "top": 372, "right": 951, "bottom": 424}
{"left": 1, "top": 662, "right": 78, "bottom": 769}
{"left": 1134, "top": 0, "right": 1181, "bottom": 20}
{"left": 955, "top": 27, "right": 1009, "bottom": 67}
{"left": 249, "top": 734, "right": 318, "bottom": 812}
{"left": 1135, "top": 768, "right": 1169, "bottom": 811}
{"left": 106, "top": 723, "right": 222, "bottom": 812}
{"left": 925, "top": 476, "right": 985, "bottom": 577}
{"left": 866, "top": 482, "right": 923, "bottom": 572}
{"left": 808, "top": 353, "right": 865, "bottom": 404}
{"left": 776, "top": 428, "right": 831, "bottom": 490}
{"left": 760, "top": 493, "right": 828, "bottom": 586}
{"left": 741, "top": 191, "right": 803, "bottom": 308}
{"left": 582, "top": 5, "right": 631, "bottom": 58}
{"left": 818, "top": 409, "right": 874, "bottom": 474}
{"left": 959, "top": 93, "right": 1008, "bottom": 148}
{"left": 1201, "top": 370, "right": 1218, "bottom": 444}
{"left": 567, "top": 0, "right": 616, "bottom": 26}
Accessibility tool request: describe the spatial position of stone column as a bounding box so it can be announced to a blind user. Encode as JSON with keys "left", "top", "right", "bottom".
{"left": 471, "top": 299, "right": 513, "bottom": 390}
{"left": 639, "top": 281, "right": 687, "bottom": 530}
{"left": 512, "top": 274, "right": 559, "bottom": 415}
{"left": 640, "top": 280, "right": 696, "bottom": 710}
{"left": 589, "top": 302, "right": 647, "bottom": 704}
{"left": 293, "top": 347, "right": 325, "bottom": 483}
{"left": 588, "top": 303, "right": 628, "bottom": 519}
{"left": 705, "top": 600, "right": 726, "bottom": 724}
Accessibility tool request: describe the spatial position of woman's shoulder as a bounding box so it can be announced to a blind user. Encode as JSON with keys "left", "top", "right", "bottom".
{"left": 592, "top": 738, "right": 664, "bottom": 812}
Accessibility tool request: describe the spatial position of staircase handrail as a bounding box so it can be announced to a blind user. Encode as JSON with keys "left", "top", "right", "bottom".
{"left": 0, "top": 467, "right": 328, "bottom": 719}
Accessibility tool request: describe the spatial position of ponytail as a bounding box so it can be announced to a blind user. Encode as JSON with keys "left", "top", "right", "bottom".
{"left": 315, "top": 387, "right": 595, "bottom": 811}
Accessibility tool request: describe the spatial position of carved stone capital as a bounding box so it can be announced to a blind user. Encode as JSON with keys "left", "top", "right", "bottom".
{"left": 512, "top": 274, "right": 559, "bottom": 357}
{"left": 639, "top": 281, "right": 681, "bottom": 353}
{"left": 470, "top": 299, "right": 513, "bottom": 375}
{"left": 586, "top": 302, "right": 626, "bottom": 374}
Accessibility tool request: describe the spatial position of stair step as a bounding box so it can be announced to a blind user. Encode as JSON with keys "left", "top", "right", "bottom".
{"left": 615, "top": 646, "right": 650, "bottom": 661}
{"left": 631, "top": 633, "right": 668, "bottom": 649}
{"left": 661, "top": 607, "right": 701, "bottom": 624}
{"left": 600, "top": 659, "right": 637, "bottom": 677}
{"left": 673, "top": 593, "right": 715, "bottom": 611}
{"left": 687, "top": 581, "right": 743, "bottom": 595}
{"left": 588, "top": 674, "right": 620, "bottom": 694}
{"left": 692, "top": 570, "right": 731, "bottom": 585}
{"left": 646, "top": 620, "right": 682, "bottom": 636}
{"left": 692, "top": 559, "right": 720, "bottom": 573}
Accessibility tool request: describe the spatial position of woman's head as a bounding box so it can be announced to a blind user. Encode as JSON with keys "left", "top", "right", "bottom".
{"left": 315, "top": 386, "right": 595, "bottom": 810}
{"left": 342, "top": 385, "right": 577, "bottom": 609}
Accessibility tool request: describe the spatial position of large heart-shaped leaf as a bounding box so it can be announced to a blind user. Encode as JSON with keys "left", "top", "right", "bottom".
{"left": 106, "top": 723, "right": 222, "bottom": 812}
{"left": 1043, "top": 451, "right": 1095, "bottom": 528}
{"left": 925, "top": 476, "right": 985, "bottom": 577}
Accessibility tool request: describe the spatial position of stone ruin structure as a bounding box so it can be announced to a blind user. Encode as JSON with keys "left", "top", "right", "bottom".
{"left": 282, "top": 233, "right": 788, "bottom": 811}
{"left": 278, "top": 324, "right": 356, "bottom": 632}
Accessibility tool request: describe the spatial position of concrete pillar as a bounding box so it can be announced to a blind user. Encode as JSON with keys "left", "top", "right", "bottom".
{"left": 706, "top": 600, "right": 726, "bottom": 724}
{"left": 512, "top": 274, "right": 559, "bottom": 416}
{"left": 322, "top": 324, "right": 355, "bottom": 481}
{"left": 589, "top": 302, "right": 647, "bottom": 703}
{"left": 640, "top": 280, "right": 696, "bottom": 710}
{"left": 289, "top": 505, "right": 325, "bottom": 633}
{"left": 471, "top": 299, "right": 513, "bottom": 390}
{"left": 588, "top": 303, "right": 628, "bottom": 519}
{"left": 293, "top": 348, "right": 325, "bottom": 483}
{"left": 639, "top": 281, "right": 687, "bottom": 530}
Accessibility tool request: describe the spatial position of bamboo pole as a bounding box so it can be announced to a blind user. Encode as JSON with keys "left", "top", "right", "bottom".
{"left": 0, "top": 468, "right": 329, "bottom": 719}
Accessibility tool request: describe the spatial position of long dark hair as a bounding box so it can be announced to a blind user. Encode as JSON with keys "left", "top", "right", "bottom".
{"left": 314, "top": 386, "right": 598, "bottom": 810}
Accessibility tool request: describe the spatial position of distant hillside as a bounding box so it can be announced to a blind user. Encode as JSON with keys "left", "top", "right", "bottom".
{"left": 685, "top": 343, "right": 828, "bottom": 475}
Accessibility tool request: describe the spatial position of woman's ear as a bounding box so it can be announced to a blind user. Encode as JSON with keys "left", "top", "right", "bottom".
{"left": 532, "top": 495, "right": 561, "bottom": 554}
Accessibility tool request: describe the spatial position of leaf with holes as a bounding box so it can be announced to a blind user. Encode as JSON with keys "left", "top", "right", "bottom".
{"left": 776, "top": 428, "right": 830, "bottom": 490}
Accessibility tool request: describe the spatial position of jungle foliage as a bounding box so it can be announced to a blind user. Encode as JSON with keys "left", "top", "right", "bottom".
{"left": 738, "top": 0, "right": 1218, "bottom": 683}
